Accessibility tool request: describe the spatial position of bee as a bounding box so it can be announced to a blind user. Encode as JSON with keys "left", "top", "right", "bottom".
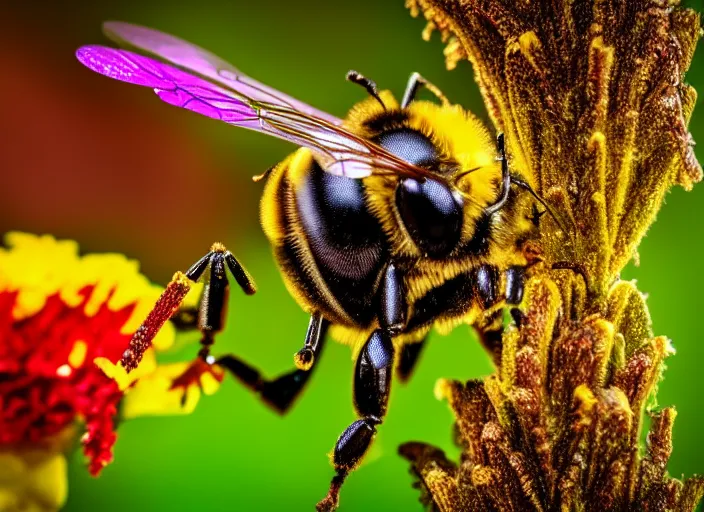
{"left": 76, "top": 22, "right": 546, "bottom": 510}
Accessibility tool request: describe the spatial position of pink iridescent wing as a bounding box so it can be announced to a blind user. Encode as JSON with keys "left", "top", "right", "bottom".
{"left": 76, "top": 29, "right": 431, "bottom": 179}
{"left": 102, "top": 21, "right": 342, "bottom": 127}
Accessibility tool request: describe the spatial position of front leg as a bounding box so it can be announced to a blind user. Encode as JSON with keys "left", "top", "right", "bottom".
{"left": 121, "top": 243, "right": 255, "bottom": 373}
{"left": 121, "top": 243, "right": 326, "bottom": 414}
{"left": 473, "top": 264, "right": 527, "bottom": 365}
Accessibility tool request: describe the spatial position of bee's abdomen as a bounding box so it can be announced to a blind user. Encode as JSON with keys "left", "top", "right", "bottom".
{"left": 294, "top": 164, "right": 386, "bottom": 325}
{"left": 263, "top": 154, "right": 386, "bottom": 327}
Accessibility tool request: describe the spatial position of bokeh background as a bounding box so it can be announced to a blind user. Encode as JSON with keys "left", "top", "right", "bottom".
{"left": 2, "top": 1, "right": 703, "bottom": 510}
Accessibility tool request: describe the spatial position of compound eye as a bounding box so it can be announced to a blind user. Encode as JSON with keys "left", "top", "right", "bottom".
{"left": 395, "top": 178, "right": 464, "bottom": 258}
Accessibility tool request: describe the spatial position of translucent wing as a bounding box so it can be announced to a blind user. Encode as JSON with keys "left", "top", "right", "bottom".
{"left": 76, "top": 27, "right": 431, "bottom": 180}
{"left": 102, "top": 21, "right": 342, "bottom": 127}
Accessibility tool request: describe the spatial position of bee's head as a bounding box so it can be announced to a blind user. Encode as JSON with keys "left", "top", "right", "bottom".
{"left": 348, "top": 90, "right": 543, "bottom": 261}
{"left": 391, "top": 172, "right": 543, "bottom": 262}
{"left": 367, "top": 127, "right": 462, "bottom": 258}
{"left": 346, "top": 98, "right": 488, "bottom": 259}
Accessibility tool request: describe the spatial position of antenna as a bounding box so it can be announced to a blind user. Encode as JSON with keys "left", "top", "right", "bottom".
{"left": 346, "top": 70, "right": 386, "bottom": 110}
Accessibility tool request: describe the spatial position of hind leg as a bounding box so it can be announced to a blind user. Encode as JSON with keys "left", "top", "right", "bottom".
{"left": 317, "top": 329, "right": 395, "bottom": 511}
{"left": 317, "top": 263, "right": 405, "bottom": 510}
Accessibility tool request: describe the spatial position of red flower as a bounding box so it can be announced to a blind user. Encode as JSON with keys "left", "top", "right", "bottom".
{"left": 0, "top": 233, "right": 222, "bottom": 511}
{"left": 1, "top": 284, "right": 138, "bottom": 475}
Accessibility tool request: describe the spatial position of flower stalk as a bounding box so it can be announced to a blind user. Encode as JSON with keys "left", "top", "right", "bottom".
{"left": 401, "top": 0, "right": 703, "bottom": 510}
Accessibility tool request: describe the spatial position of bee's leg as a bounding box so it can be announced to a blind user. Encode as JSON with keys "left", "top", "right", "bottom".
{"left": 505, "top": 266, "right": 526, "bottom": 306}
{"left": 379, "top": 262, "right": 406, "bottom": 334}
{"left": 382, "top": 261, "right": 425, "bottom": 382}
{"left": 123, "top": 244, "right": 264, "bottom": 408}
{"left": 121, "top": 243, "right": 255, "bottom": 373}
{"left": 473, "top": 264, "right": 504, "bottom": 364}
{"left": 317, "top": 329, "right": 395, "bottom": 512}
{"left": 192, "top": 248, "right": 253, "bottom": 361}
{"left": 401, "top": 72, "right": 450, "bottom": 108}
{"left": 473, "top": 264, "right": 527, "bottom": 364}
{"left": 505, "top": 265, "right": 527, "bottom": 329}
{"left": 318, "top": 263, "right": 404, "bottom": 510}
{"left": 396, "top": 335, "right": 428, "bottom": 382}
{"left": 124, "top": 242, "right": 328, "bottom": 414}
{"left": 216, "top": 313, "right": 329, "bottom": 414}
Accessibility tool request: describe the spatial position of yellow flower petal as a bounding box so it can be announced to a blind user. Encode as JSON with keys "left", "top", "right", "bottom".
{"left": 94, "top": 349, "right": 158, "bottom": 391}
{"left": 68, "top": 341, "right": 87, "bottom": 368}
{"left": 201, "top": 370, "right": 221, "bottom": 396}
{"left": 0, "top": 233, "right": 166, "bottom": 328}
{"left": 120, "top": 362, "right": 212, "bottom": 418}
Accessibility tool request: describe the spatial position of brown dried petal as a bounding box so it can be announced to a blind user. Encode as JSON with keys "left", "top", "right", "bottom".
{"left": 582, "top": 388, "right": 633, "bottom": 503}
{"left": 676, "top": 477, "right": 704, "bottom": 512}
{"left": 638, "top": 408, "right": 677, "bottom": 501}
{"left": 548, "top": 317, "right": 614, "bottom": 416}
{"left": 613, "top": 336, "right": 671, "bottom": 410}
{"left": 399, "top": 442, "right": 461, "bottom": 512}
{"left": 435, "top": 379, "right": 495, "bottom": 463}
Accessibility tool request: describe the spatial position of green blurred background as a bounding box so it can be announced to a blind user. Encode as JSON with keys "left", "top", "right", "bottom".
{"left": 2, "top": 1, "right": 703, "bottom": 510}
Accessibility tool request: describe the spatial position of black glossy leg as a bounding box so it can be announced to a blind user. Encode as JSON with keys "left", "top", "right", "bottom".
{"left": 121, "top": 243, "right": 255, "bottom": 372}
{"left": 510, "top": 308, "right": 525, "bottom": 328}
{"left": 475, "top": 264, "right": 499, "bottom": 309}
{"left": 189, "top": 247, "right": 261, "bottom": 370}
{"left": 193, "top": 250, "right": 229, "bottom": 359}
{"left": 505, "top": 266, "right": 526, "bottom": 305}
{"left": 121, "top": 243, "right": 326, "bottom": 414}
{"left": 353, "top": 330, "right": 394, "bottom": 418}
{"left": 386, "top": 262, "right": 422, "bottom": 382}
{"left": 473, "top": 264, "right": 527, "bottom": 364}
{"left": 293, "top": 310, "right": 328, "bottom": 371}
{"left": 379, "top": 263, "right": 406, "bottom": 335}
{"left": 216, "top": 313, "right": 329, "bottom": 415}
{"left": 317, "top": 329, "right": 395, "bottom": 511}
{"left": 473, "top": 264, "right": 502, "bottom": 364}
{"left": 396, "top": 336, "right": 428, "bottom": 383}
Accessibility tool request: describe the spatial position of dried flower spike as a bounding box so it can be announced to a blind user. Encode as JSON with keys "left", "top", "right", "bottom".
{"left": 402, "top": 0, "right": 703, "bottom": 510}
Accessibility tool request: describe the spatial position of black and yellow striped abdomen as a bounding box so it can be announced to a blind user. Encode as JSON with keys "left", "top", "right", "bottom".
{"left": 261, "top": 149, "right": 387, "bottom": 328}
